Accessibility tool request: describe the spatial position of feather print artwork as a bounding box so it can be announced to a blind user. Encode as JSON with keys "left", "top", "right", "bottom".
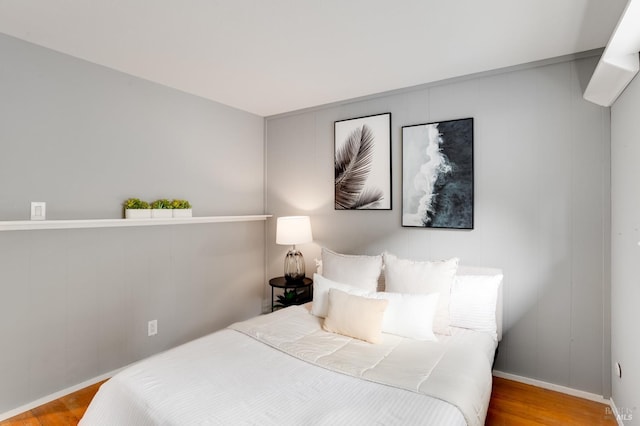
{"left": 335, "top": 124, "right": 384, "bottom": 209}
{"left": 334, "top": 113, "right": 391, "bottom": 210}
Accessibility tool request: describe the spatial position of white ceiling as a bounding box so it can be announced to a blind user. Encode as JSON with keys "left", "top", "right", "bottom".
{"left": 0, "top": 0, "right": 629, "bottom": 116}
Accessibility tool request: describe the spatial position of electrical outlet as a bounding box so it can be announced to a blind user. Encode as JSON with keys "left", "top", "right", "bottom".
{"left": 615, "top": 362, "right": 622, "bottom": 378}
{"left": 148, "top": 319, "right": 158, "bottom": 337}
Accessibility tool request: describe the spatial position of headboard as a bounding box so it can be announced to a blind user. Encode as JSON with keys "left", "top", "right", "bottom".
{"left": 457, "top": 265, "right": 504, "bottom": 342}
{"left": 315, "top": 258, "right": 504, "bottom": 341}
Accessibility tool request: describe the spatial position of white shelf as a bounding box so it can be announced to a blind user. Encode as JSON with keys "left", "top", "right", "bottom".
{"left": 0, "top": 215, "right": 272, "bottom": 231}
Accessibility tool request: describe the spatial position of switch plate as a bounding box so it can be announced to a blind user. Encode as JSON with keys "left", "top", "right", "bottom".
{"left": 30, "top": 202, "right": 46, "bottom": 221}
{"left": 148, "top": 319, "right": 158, "bottom": 337}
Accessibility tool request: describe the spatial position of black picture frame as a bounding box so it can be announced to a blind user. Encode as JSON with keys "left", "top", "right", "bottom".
{"left": 334, "top": 112, "right": 392, "bottom": 210}
{"left": 402, "top": 118, "right": 474, "bottom": 229}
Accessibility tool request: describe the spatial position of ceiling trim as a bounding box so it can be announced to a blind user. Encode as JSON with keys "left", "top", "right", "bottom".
{"left": 268, "top": 49, "right": 604, "bottom": 120}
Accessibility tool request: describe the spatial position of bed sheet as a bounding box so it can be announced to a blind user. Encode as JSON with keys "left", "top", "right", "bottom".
{"left": 81, "top": 306, "right": 495, "bottom": 425}
{"left": 231, "top": 305, "right": 496, "bottom": 426}
{"left": 80, "top": 330, "right": 466, "bottom": 425}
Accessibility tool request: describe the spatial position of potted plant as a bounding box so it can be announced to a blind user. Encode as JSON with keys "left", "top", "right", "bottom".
{"left": 151, "top": 199, "right": 173, "bottom": 218}
{"left": 124, "top": 198, "right": 151, "bottom": 219}
{"left": 171, "top": 199, "right": 192, "bottom": 218}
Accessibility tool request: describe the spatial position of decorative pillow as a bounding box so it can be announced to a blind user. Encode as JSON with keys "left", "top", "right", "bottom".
{"left": 321, "top": 248, "right": 382, "bottom": 292}
{"left": 374, "top": 292, "right": 440, "bottom": 341}
{"left": 450, "top": 274, "right": 503, "bottom": 340}
{"left": 322, "top": 289, "right": 388, "bottom": 344}
{"left": 383, "top": 252, "right": 459, "bottom": 335}
{"left": 311, "top": 273, "right": 370, "bottom": 318}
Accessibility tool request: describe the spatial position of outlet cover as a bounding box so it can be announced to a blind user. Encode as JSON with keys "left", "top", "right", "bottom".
{"left": 148, "top": 319, "right": 158, "bottom": 337}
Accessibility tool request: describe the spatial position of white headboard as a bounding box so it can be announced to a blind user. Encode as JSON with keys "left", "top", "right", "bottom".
{"left": 315, "top": 258, "right": 504, "bottom": 341}
{"left": 457, "top": 266, "right": 504, "bottom": 342}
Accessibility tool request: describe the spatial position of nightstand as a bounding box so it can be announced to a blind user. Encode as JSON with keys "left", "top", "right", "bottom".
{"left": 269, "top": 276, "right": 313, "bottom": 312}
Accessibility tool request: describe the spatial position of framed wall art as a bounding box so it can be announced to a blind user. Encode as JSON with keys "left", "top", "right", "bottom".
{"left": 334, "top": 112, "right": 391, "bottom": 210}
{"left": 402, "top": 118, "right": 473, "bottom": 229}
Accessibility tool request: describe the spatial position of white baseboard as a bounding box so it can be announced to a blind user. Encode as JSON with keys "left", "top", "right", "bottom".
{"left": 0, "top": 367, "right": 123, "bottom": 422}
{"left": 492, "top": 370, "right": 611, "bottom": 405}
{"left": 609, "top": 398, "right": 629, "bottom": 426}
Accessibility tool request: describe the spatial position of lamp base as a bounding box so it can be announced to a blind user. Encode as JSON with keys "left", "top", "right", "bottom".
{"left": 284, "top": 249, "right": 305, "bottom": 282}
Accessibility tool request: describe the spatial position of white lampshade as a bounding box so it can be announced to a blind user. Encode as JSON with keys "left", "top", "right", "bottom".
{"left": 276, "top": 216, "right": 313, "bottom": 245}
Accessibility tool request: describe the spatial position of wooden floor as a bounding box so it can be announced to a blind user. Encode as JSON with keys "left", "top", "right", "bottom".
{"left": 0, "top": 377, "right": 616, "bottom": 425}
{"left": 486, "top": 377, "right": 617, "bottom": 426}
{"left": 0, "top": 381, "right": 105, "bottom": 426}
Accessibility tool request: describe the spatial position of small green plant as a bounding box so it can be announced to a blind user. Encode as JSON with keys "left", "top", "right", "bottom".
{"left": 151, "top": 199, "right": 173, "bottom": 209}
{"left": 123, "top": 198, "right": 150, "bottom": 209}
{"left": 171, "top": 199, "right": 192, "bottom": 209}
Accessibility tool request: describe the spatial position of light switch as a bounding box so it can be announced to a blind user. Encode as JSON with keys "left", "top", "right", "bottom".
{"left": 30, "top": 202, "right": 46, "bottom": 221}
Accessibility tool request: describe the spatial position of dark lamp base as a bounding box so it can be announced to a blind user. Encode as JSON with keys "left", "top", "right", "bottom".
{"left": 284, "top": 249, "right": 305, "bottom": 282}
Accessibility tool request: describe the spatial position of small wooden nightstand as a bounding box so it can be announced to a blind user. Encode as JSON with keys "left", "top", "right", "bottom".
{"left": 269, "top": 276, "right": 313, "bottom": 312}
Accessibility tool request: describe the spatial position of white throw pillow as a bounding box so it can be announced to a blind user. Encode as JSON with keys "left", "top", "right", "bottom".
{"left": 383, "top": 252, "right": 459, "bottom": 335}
{"left": 323, "top": 289, "right": 388, "bottom": 344}
{"left": 321, "top": 248, "right": 382, "bottom": 292}
{"left": 311, "top": 273, "right": 370, "bottom": 318}
{"left": 374, "top": 292, "right": 440, "bottom": 341}
{"left": 450, "top": 274, "right": 503, "bottom": 340}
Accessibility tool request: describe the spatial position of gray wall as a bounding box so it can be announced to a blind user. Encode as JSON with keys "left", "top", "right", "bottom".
{"left": 611, "top": 73, "right": 640, "bottom": 424}
{"left": 266, "top": 56, "right": 611, "bottom": 396}
{"left": 0, "top": 34, "right": 265, "bottom": 413}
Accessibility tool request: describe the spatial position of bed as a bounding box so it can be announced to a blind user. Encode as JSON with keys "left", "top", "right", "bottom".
{"left": 80, "top": 251, "right": 503, "bottom": 426}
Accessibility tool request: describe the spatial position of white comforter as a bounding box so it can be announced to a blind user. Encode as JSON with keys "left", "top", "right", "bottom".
{"left": 81, "top": 306, "right": 496, "bottom": 425}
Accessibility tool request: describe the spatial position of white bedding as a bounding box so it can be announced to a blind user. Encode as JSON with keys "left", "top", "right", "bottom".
{"left": 81, "top": 306, "right": 496, "bottom": 426}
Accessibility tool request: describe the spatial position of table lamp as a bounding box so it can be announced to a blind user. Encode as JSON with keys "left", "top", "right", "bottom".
{"left": 276, "top": 216, "right": 313, "bottom": 282}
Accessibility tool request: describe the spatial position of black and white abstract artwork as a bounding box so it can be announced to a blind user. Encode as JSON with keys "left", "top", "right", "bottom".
{"left": 335, "top": 113, "right": 391, "bottom": 210}
{"left": 402, "top": 118, "right": 473, "bottom": 229}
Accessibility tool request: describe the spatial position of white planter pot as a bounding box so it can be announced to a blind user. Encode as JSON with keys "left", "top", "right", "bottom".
{"left": 151, "top": 209, "right": 173, "bottom": 219}
{"left": 172, "top": 209, "right": 193, "bottom": 218}
{"left": 125, "top": 209, "right": 151, "bottom": 219}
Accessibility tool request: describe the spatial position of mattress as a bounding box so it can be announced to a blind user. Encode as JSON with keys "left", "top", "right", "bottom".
{"left": 80, "top": 305, "right": 496, "bottom": 425}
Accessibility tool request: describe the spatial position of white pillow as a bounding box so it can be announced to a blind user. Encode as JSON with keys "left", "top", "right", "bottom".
{"left": 311, "top": 273, "right": 369, "bottom": 318}
{"left": 383, "top": 252, "right": 459, "bottom": 335}
{"left": 323, "top": 289, "right": 388, "bottom": 344}
{"left": 450, "top": 274, "right": 503, "bottom": 340}
{"left": 321, "top": 248, "right": 382, "bottom": 292}
{"left": 374, "top": 292, "right": 439, "bottom": 341}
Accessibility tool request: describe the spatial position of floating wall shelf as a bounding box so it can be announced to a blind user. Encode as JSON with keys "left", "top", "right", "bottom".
{"left": 0, "top": 215, "right": 272, "bottom": 232}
